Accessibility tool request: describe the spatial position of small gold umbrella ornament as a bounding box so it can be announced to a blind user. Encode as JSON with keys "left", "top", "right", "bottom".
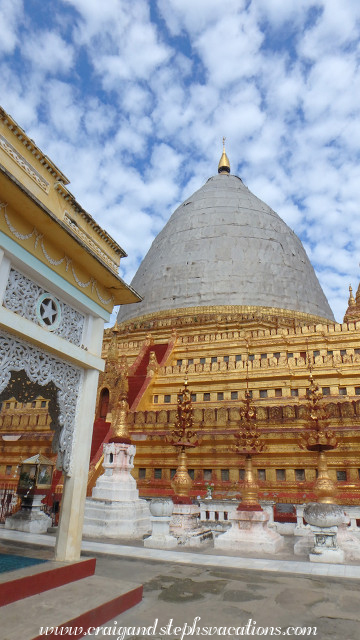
{"left": 233, "top": 389, "right": 265, "bottom": 510}
{"left": 298, "top": 373, "right": 339, "bottom": 504}
{"left": 167, "top": 378, "right": 199, "bottom": 503}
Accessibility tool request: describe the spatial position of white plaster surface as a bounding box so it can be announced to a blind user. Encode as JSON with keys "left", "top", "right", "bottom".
{"left": 309, "top": 548, "right": 345, "bottom": 564}
{"left": 214, "top": 508, "right": 284, "bottom": 554}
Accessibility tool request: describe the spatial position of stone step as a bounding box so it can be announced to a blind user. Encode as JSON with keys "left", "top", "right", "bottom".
{"left": 1, "top": 574, "right": 142, "bottom": 640}
{"left": 0, "top": 557, "right": 96, "bottom": 606}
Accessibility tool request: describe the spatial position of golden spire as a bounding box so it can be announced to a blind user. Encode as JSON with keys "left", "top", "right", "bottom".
{"left": 298, "top": 374, "right": 338, "bottom": 452}
{"left": 344, "top": 282, "right": 360, "bottom": 322}
{"left": 218, "top": 137, "right": 230, "bottom": 174}
{"left": 167, "top": 378, "right": 199, "bottom": 500}
{"left": 109, "top": 357, "right": 130, "bottom": 443}
{"left": 298, "top": 374, "right": 339, "bottom": 504}
{"left": 355, "top": 282, "right": 360, "bottom": 304}
{"left": 348, "top": 285, "right": 356, "bottom": 307}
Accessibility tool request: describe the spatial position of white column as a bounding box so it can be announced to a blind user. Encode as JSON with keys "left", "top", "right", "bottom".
{"left": 55, "top": 367, "right": 100, "bottom": 561}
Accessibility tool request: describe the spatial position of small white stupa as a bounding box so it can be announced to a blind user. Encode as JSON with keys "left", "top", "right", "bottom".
{"left": 82, "top": 356, "right": 150, "bottom": 539}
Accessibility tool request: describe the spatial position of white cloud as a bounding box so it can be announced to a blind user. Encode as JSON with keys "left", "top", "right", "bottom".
{"left": 1, "top": 0, "right": 360, "bottom": 322}
{"left": 157, "top": 0, "right": 246, "bottom": 36}
{"left": 253, "top": 0, "right": 322, "bottom": 27}
{"left": 83, "top": 99, "right": 117, "bottom": 137}
{"left": 21, "top": 31, "right": 75, "bottom": 73}
{"left": 195, "top": 13, "right": 264, "bottom": 88}
{"left": 65, "top": 0, "right": 171, "bottom": 86}
{"left": 298, "top": 0, "right": 360, "bottom": 61}
{"left": 0, "top": 0, "right": 23, "bottom": 54}
{"left": 0, "top": 68, "right": 39, "bottom": 129}
{"left": 44, "top": 80, "right": 82, "bottom": 139}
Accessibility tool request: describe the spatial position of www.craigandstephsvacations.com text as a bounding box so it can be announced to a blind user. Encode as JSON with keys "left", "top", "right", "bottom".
{"left": 38, "top": 617, "right": 317, "bottom": 637}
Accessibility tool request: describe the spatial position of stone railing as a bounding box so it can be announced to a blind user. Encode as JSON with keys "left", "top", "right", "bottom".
{"left": 176, "top": 321, "right": 360, "bottom": 344}
{"left": 197, "top": 501, "right": 360, "bottom": 536}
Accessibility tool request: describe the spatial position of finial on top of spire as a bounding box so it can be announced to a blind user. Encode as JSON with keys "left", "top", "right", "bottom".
{"left": 348, "top": 285, "right": 356, "bottom": 307}
{"left": 344, "top": 281, "right": 360, "bottom": 322}
{"left": 218, "top": 137, "right": 230, "bottom": 174}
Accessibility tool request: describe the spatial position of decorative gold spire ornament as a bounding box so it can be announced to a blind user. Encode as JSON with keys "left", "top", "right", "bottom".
{"left": 348, "top": 285, "right": 356, "bottom": 307}
{"left": 344, "top": 282, "right": 360, "bottom": 322}
{"left": 298, "top": 374, "right": 338, "bottom": 452}
{"left": 356, "top": 281, "right": 360, "bottom": 304}
{"left": 106, "top": 323, "right": 120, "bottom": 363}
{"left": 167, "top": 379, "right": 198, "bottom": 500}
{"left": 218, "top": 137, "right": 230, "bottom": 174}
{"left": 109, "top": 355, "right": 131, "bottom": 444}
{"left": 298, "top": 373, "right": 339, "bottom": 503}
{"left": 171, "top": 451, "right": 193, "bottom": 499}
{"left": 233, "top": 388, "right": 265, "bottom": 509}
{"left": 314, "top": 451, "right": 337, "bottom": 504}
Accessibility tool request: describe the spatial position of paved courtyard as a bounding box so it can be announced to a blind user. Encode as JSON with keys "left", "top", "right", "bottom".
{"left": 1, "top": 531, "right": 360, "bottom": 640}
{"left": 94, "top": 554, "right": 360, "bottom": 640}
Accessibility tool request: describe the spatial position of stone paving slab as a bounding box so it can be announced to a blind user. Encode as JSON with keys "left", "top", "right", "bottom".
{"left": 95, "top": 554, "right": 360, "bottom": 640}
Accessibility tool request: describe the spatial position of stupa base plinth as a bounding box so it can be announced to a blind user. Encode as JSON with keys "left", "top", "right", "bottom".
{"left": 5, "top": 495, "right": 51, "bottom": 534}
{"left": 214, "top": 508, "right": 284, "bottom": 554}
{"left": 144, "top": 516, "right": 178, "bottom": 549}
{"left": 309, "top": 547, "right": 345, "bottom": 564}
{"left": 170, "top": 503, "right": 212, "bottom": 547}
{"left": 83, "top": 498, "right": 150, "bottom": 539}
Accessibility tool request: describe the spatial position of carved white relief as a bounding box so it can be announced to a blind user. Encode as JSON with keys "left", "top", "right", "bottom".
{"left": 3, "top": 268, "right": 85, "bottom": 346}
{"left": 0, "top": 134, "right": 50, "bottom": 193}
{"left": 36, "top": 293, "right": 61, "bottom": 330}
{"left": 0, "top": 329, "right": 83, "bottom": 475}
{"left": 0, "top": 203, "right": 114, "bottom": 307}
{"left": 64, "top": 213, "right": 118, "bottom": 274}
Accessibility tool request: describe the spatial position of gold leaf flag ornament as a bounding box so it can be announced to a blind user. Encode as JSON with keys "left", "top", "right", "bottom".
{"left": 298, "top": 374, "right": 339, "bottom": 503}
{"left": 233, "top": 390, "right": 265, "bottom": 510}
{"left": 298, "top": 374, "right": 338, "bottom": 452}
{"left": 167, "top": 379, "right": 199, "bottom": 501}
{"left": 233, "top": 390, "right": 265, "bottom": 455}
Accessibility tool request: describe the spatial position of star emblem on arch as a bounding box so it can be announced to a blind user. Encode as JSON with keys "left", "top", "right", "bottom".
{"left": 39, "top": 297, "right": 59, "bottom": 326}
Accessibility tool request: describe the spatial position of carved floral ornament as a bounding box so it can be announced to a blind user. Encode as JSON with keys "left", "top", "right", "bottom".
{"left": 3, "top": 267, "right": 85, "bottom": 346}
{"left": 64, "top": 213, "right": 118, "bottom": 274}
{"left": 0, "top": 202, "right": 114, "bottom": 307}
{"left": 0, "top": 329, "right": 83, "bottom": 475}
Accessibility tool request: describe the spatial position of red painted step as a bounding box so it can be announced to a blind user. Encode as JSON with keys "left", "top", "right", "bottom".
{"left": 0, "top": 557, "right": 96, "bottom": 607}
{"left": 87, "top": 342, "right": 172, "bottom": 480}
{"left": 2, "top": 571, "right": 143, "bottom": 640}
{"left": 128, "top": 343, "right": 169, "bottom": 408}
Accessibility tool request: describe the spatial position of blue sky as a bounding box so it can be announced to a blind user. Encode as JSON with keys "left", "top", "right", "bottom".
{"left": 1, "top": 0, "right": 360, "bottom": 322}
